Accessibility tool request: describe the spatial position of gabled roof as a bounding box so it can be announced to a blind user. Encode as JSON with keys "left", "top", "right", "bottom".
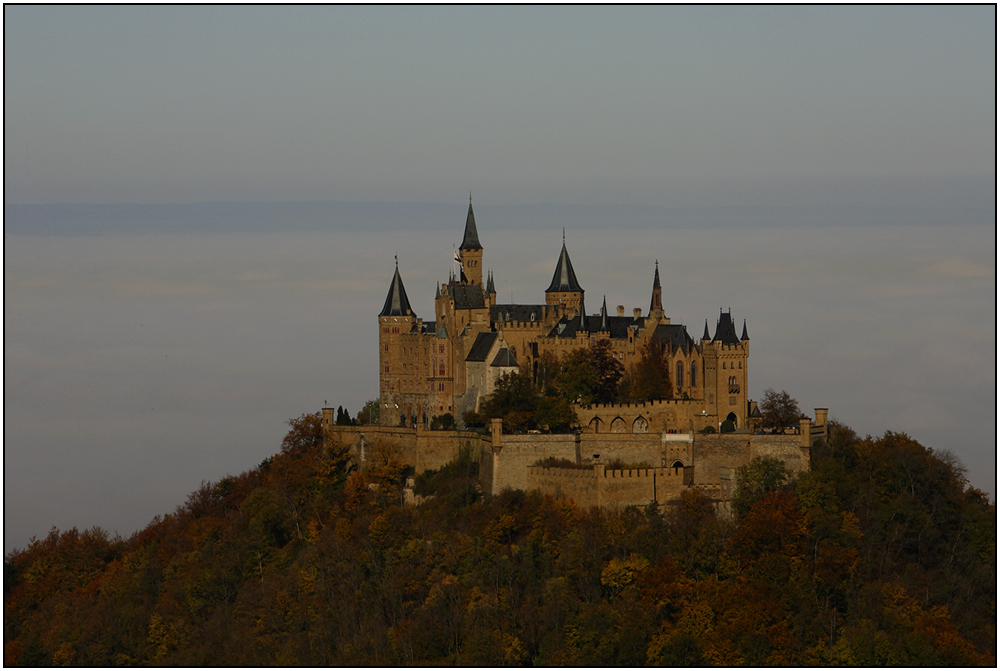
{"left": 459, "top": 201, "right": 482, "bottom": 250}
{"left": 379, "top": 262, "right": 413, "bottom": 317}
{"left": 712, "top": 311, "right": 741, "bottom": 345}
{"left": 465, "top": 332, "right": 499, "bottom": 362}
{"left": 447, "top": 283, "right": 486, "bottom": 310}
{"left": 490, "top": 347, "right": 518, "bottom": 368}
{"left": 545, "top": 240, "right": 583, "bottom": 293}
{"left": 651, "top": 323, "right": 695, "bottom": 355}
{"left": 491, "top": 304, "right": 547, "bottom": 323}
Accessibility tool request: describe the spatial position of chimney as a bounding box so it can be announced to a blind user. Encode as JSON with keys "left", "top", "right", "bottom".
{"left": 633, "top": 308, "right": 642, "bottom": 319}
{"left": 617, "top": 305, "right": 625, "bottom": 317}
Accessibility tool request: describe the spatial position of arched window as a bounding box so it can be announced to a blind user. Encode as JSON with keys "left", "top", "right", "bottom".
{"left": 610, "top": 417, "right": 626, "bottom": 433}
{"left": 439, "top": 361, "right": 445, "bottom": 376}
{"left": 691, "top": 361, "right": 697, "bottom": 387}
{"left": 676, "top": 361, "right": 684, "bottom": 387}
{"left": 633, "top": 416, "right": 648, "bottom": 433}
{"left": 722, "top": 361, "right": 726, "bottom": 369}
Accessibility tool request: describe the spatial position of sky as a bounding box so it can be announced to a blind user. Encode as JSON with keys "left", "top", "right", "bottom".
{"left": 4, "top": 6, "right": 996, "bottom": 552}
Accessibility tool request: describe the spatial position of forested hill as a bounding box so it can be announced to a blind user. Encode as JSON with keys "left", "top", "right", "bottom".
{"left": 4, "top": 416, "right": 995, "bottom": 666}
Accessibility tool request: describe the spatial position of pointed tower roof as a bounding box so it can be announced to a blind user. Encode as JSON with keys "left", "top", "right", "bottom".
{"left": 702, "top": 320, "right": 711, "bottom": 341}
{"left": 379, "top": 258, "right": 413, "bottom": 317}
{"left": 650, "top": 260, "right": 663, "bottom": 313}
{"left": 712, "top": 310, "right": 741, "bottom": 345}
{"left": 486, "top": 270, "right": 496, "bottom": 294}
{"left": 741, "top": 319, "right": 750, "bottom": 341}
{"left": 599, "top": 295, "right": 610, "bottom": 331}
{"left": 545, "top": 235, "right": 584, "bottom": 293}
{"left": 459, "top": 198, "right": 482, "bottom": 250}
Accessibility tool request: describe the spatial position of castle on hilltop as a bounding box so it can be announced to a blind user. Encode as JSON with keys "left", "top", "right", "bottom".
{"left": 379, "top": 199, "right": 753, "bottom": 434}
{"left": 326, "top": 198, "right": 827, "bottom": 509}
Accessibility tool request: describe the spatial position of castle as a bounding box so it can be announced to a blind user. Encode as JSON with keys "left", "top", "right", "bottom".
{"left": 378, "top": 199, "right": 753, "bottom": 435}
{"left": 326, "top": 199, "right": 826, "bottom": 509}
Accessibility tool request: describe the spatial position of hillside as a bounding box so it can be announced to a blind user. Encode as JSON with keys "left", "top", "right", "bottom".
{"left": 4, "top": 415, "right": 995, "bottom": 666}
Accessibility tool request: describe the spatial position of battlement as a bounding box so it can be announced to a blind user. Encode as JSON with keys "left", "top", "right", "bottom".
{"left": 582, "top": 398, "right": 703, "bottom": 411}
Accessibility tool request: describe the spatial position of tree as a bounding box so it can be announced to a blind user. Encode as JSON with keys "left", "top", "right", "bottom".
{"left": 280, "top": 412, "right": 323, "bottom": 455}
{"left": 479, "top": 370, "right": 539, "bottom": 433}
{"left": 759, "top": 389, "right": 801, "bottom": 433}
{"left": 591, "top": 339, "right": 624, "bottom": 404}
{"left": 357, "top": 399, "right": 380, "bottom": 425}
{"left": 430, "top": 413, "right": 456, "bottom": 431}
{"left": 624, "top": 339, "right": 671, "bottom": 402}
{"left": 731, "top": 456, "right": 791, "bottom": 520}
{"left": 557, "top": 348, "right": 598, "bottom": 404}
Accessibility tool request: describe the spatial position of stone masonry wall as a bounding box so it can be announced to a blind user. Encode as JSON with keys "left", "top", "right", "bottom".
{"left": 325, "top": 424, "right": 481, "bottom": 474}
{"left": 692, "top": 433, "right": 809, "bottom": 494}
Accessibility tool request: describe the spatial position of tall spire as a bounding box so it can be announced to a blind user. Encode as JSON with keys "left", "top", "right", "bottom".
{"left": 545, "top": 237, "right": 584, "bottom": 293}
{"left": 460, "top": 198, "right": 482, "bottom": 250}
{"left": 702, "top": 319, "right": 711, "bottom": 341}
{"left": 486, "top": 269, "right": 496, "bottom": 294}
{"left": 650, "top": 260, "right": 663, "bottom": 314}
{"left": 599, "top": 295, "right": 609, "bottom": 331}
{"left": 379, "top": 261, "right": 413, "bottom": 317}
{"left": 741, "top": 319, "right": 750, "bottom": 341}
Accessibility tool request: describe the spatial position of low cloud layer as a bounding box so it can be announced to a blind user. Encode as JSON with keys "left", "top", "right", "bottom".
{"left": 4, "top": 217, "right": 995, "bottom": 552}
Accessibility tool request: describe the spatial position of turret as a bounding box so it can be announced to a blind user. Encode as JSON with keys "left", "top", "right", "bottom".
{"left": 649, "top": 260, "right": 664, "bottom": 323}
{"left": 486, "top": 270, "right": 497, "bottom": 306}
{"left": 545, "top": 230, "right": 584, "bottom": 315}
{"left": 458, "top": 196, "right": 484, "bottom": 286}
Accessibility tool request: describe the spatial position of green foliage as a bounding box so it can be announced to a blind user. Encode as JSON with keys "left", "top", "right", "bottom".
{"left": 699, "top": 425, "right": 716, "bottom": 434}
{"left": 429, "top": 413, "right": 455, "bottom": 430}
{"left": 760, "top": 388, "right": 801, "bottom": 433}
{"left": 720, "top": 419, "right": 736, "bottom": 433}
{"left": 732, "top": 456, "right": 791, "bottom": 520}
{"left": 606, "top": 458, "right": 653, "bottom": 471}
{"left": 356, "top": 398, "right": 380, "bottom": 425}
{"left": 4, "top": 416, "right": 994, "bottom": 667}
{"left": 533, "top": 457, "right": 592, "bottom": 470}
{"left": 461, "top": 409, "right": 485, "bottom": 429}
{"left": 622, "top": 338, "right": 671, "bottom": 402}
{"left": 479, "top": 370, "right": 577, "bottom": 433}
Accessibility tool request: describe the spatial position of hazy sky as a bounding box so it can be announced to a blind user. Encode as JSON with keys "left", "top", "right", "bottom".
{"left": 5, "top": 6, "right": 995, "bottom": 206}
{"left": 4, "top": 7, "right": 996, "bottom": 552}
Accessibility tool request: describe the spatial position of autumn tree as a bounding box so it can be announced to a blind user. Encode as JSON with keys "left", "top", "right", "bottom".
{"left": 759, "top": 388, "right": 801, "bottom": 433}
{"left": 731, "top": 456, "right": 791, "bottom": 520}
{"left": 622, "top": 338, "right": 671, "bottom": 402}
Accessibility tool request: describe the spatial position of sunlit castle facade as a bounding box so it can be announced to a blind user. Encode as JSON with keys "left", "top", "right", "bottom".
{"left": 378, "top": 199, "right": 752, "bottom": 433}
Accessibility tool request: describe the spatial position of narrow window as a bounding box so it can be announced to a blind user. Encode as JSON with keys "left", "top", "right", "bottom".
{"left": 691, "top": 361, "right": 697, "bottom": 387}
{"left": 676, "top": 361, "right": 684, "bottom": 387}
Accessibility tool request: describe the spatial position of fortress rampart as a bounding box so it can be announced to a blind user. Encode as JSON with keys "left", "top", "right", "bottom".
{"left": 323, "top": 406, "right": 827, "bottom": 509}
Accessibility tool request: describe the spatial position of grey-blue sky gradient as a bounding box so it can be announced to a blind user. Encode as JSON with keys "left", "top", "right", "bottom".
{"left": 4, "top": 7, "right": 996, "bottom": 552}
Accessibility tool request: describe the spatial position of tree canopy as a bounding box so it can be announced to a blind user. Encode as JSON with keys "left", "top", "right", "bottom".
{"left": 760, "top": 388, "right": 801, "bottom": 433}
{"left": 4, "top": 416, "right": 994, "bottom": 666}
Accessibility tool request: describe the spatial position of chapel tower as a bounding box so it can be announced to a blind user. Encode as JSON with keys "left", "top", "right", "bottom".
{"left": 544, "top": 232, "right": 585, "bottom": 316}
{"left": 458, "top": 197, "right": 483, "bottom": 286}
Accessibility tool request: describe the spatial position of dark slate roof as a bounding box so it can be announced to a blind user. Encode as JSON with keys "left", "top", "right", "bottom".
{"left": 465, "top": 332, "right": 498, "bottom": 362}
{"left": 741, "top": 320, "right": 749, "bottom": 341}
{"left": 379, "top": 264, "right": 414, "bottom": 317}
{"left": 712, "top": 311, "right": 741, "bottom": 345}
{"left": 702, "top": 320, "right": 711, "bottom": 341}
{"left": 447, "top": 283, "right": 486, "bottom": 310}
{"left": 486, "top": 270, "right": 495, "bottom": 294}
{"left": 460, "top": 202, "right": 482, "bottom": 250}
{"left": 598, "top": 296, "right": 610, "bottom": 332}
{"left": 490, "top": 347, "right": 517, "bottom": 367}
{"left": 421, "top": 321, "right": 436, "bottom": 334}
{"left": 549, "top": 313, "right": 643, "bottom": 339}
{"left": 545, "top": 241, "right": 584, "bottom": 293}
{"left": 491, "top": 304, "right": 547, "bottom": 323}
{"left": 651, "top": 323, "right": 695, "bottom": 355}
